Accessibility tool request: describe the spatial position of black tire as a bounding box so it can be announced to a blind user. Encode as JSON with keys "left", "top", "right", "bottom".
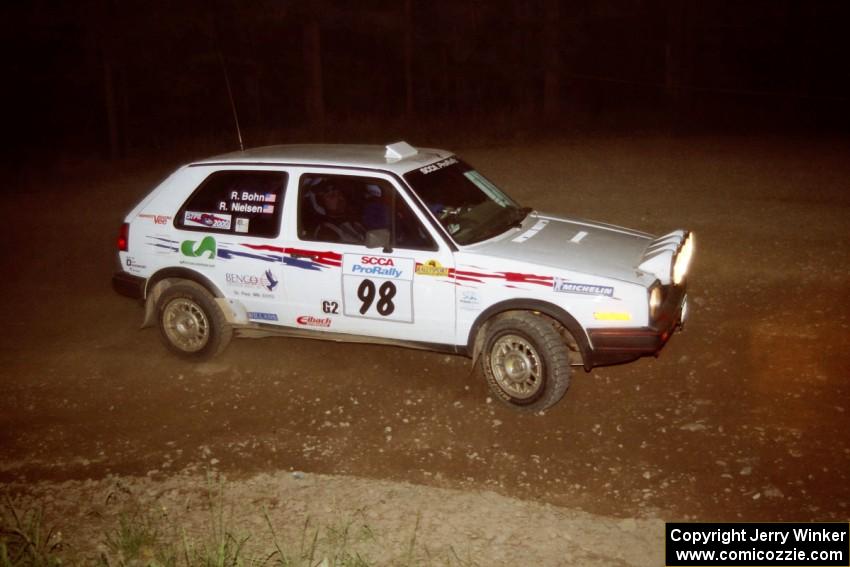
{"left": 480, "top": 312, "right": 571, "bottom": 411}
{"left": 156, "top": 282, "right": 232, "bottom": 360}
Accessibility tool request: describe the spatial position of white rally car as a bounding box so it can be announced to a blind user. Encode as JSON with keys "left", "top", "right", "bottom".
{"left": 113, "top": 142, "right": 693, "bottom": 410}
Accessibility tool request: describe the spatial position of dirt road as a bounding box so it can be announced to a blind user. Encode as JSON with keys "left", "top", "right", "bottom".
{"left": 2, "top": 135, "right": 848, "bottom": 527}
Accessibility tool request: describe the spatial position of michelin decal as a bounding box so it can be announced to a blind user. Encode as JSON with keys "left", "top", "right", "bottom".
{"left": 553, "top": 277, "right": 614, "bottom": 297}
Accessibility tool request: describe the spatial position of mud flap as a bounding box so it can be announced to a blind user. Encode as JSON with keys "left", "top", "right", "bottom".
{"left": 218, "top": 298, "right": 248, "bottom": 325}
{"left": 470, "top": 322, "right": 488, "bottom": 368}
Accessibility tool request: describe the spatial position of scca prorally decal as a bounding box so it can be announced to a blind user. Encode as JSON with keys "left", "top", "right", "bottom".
{"left": 419, "top": 156, "right": 458, "bottom": 175}
{"left": 351, "top": 256, "right": 403, "bottom": 279}
{"left": 553, "top": 278, "right": 614, "bottom": 297}
{"left": 344, "top": 255, "right": 415, "bottom": 281}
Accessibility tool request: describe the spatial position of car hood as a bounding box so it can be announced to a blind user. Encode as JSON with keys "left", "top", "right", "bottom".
{"left": 465, "top": 212, "right": 663, "bottom": 285}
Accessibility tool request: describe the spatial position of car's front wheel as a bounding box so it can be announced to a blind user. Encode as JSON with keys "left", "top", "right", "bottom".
{"left": 156, "top": 282, "right": 232, "bottom": 359}
{"left": 480, "top": 312, "right": 571, "bottom": 411}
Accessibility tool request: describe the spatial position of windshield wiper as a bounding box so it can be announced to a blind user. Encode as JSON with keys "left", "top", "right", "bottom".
{"left": 505, "top": 206, "right": 533, "bottom": 230}
{"left": 462, "top": 206, "right": 533, "bottom": 244}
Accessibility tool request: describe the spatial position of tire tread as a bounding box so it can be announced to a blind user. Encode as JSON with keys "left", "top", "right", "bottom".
{"left": 156, "top": 281, "right": 232, "bottom": 360}
{"left": 480, "top": 311, "right": 571, "bottom": 411}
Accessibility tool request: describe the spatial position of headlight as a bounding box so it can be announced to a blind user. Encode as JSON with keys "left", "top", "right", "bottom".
{"left": 672, "top": 232, "right": 694, "bottom": 285}
{"left": 649, "top": 285, "right": 663, "bottom": 319}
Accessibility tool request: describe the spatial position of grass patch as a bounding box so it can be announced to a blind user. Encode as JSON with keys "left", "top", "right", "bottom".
{"left": 101, "top": 510, "right": 177, "bottom": 566}
{"left": 2, "top": 481, "right": 477, "bottom": 567}
{"left": 0, "top": 496, "right": 63, "bottom": 567}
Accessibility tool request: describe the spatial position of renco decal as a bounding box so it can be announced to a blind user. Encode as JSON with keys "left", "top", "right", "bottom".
{"left": 264, "top": 269, "right": 279, "bottom": 291}
{"left": 184, "top": 211, "right": 232, "bottom": 230}
{"left": 181, "top": 236, "right": 216, "bottom": 259}
{"left": 226, "top": 273, "right": 260, "bottom": 286}
{"left": 553, "top": 277, "right": 614, "bottom": 297}
{"left": 296, "top": 315, "right": 332, "bottom": 327}
{"left": 248, "top": 311, "right": 279, "bottom": 321}
{"left": 225, "top": 269, "right": 279, "bottom": 292}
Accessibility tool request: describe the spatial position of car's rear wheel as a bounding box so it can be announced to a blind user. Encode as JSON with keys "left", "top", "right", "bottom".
{"left": 480, "top": 312, "right": 571, "bottom": 411}
{"left": 156, "top": 282, "right": 232, "bottom": 359}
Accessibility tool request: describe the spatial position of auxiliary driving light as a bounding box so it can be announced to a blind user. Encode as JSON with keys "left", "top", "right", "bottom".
{"left": 672, "top": 232, "right": 694, "bottom": 285}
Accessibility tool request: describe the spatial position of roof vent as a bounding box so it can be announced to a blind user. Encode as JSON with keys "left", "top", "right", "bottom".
{"left": 385, "top": 141, "right": 418, "bottom": 161}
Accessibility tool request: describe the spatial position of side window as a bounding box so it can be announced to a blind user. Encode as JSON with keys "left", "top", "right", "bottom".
{"left": 298, "top": 174, "right": 435, "bottom": 250}
{"left": 177, "top": 170, "right": 287, "bottom": 238}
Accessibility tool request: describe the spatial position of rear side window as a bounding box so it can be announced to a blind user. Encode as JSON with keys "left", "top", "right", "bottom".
{"left": 176, "top": 171, "right": 287, "bottom": 238}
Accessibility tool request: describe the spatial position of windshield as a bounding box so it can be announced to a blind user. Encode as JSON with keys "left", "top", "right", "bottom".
{"left": 403, "top": 157, "right": 528, "bottom": 245}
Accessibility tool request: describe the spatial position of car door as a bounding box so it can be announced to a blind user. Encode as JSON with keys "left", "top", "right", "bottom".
{"left": 281, "top": 169, "right": 456, "bottom": 345}
{"left": 171, "top": 168, "right": 289, "bottom": 324}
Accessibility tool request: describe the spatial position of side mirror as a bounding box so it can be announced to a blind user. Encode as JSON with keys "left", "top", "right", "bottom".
{"left": 365, "top": 228, "right": 392, "bottom": 252}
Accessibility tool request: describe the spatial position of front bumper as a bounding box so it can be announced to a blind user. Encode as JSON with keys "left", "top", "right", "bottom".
{"left": 585, "top": 284, "right": 688, "bottom": 368}
{"left": 112, "top": 271, "right": 146, "bottom": 300}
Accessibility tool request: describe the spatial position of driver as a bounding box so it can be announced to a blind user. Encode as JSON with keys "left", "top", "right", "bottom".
{"left": 312, "top": 181, "right": 366, "bottom": 244}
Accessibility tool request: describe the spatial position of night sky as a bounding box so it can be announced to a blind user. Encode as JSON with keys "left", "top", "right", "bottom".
{"left": 6, "top": 1, "right": 850, "bottom": 160}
